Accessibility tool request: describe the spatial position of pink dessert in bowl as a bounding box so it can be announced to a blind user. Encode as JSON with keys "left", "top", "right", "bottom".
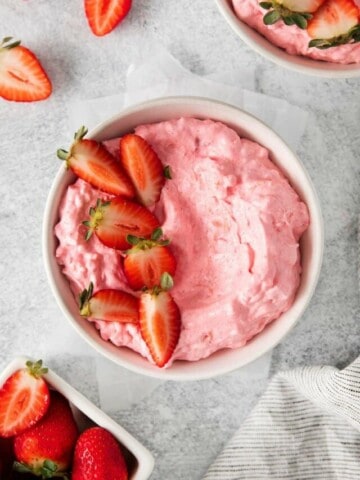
{"left": 232, "top": 0, "right": 360, "bottom": 64}
{"left": 43, "top": 97, "right": 323, "bottom": 380}
{"left": 216, "top": 0, "right": 360, "bottom": 77}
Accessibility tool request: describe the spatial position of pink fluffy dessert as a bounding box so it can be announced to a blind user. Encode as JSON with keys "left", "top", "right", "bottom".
{"left": 232, "top": 0, "right": 360, "bottom": 64}
{"left": 55, "top": 118, "right": 309, "bottom": 366}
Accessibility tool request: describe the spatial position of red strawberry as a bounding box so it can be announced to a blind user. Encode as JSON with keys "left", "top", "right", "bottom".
{"left": 0, "top": 360, "right": 50, "bottom": 437}
{"left": 0, "top": 37, "right": 51, "bottom": 102}
{"left": 57, "top": 126, "right": 135, "bottom": 198}
{"left": 124, "top": 228, "right": 176, "bottom": 290}
{"left": 79, "top": 282, "right": 139, "bottom": 323}
{"left": 261, "top": 0, "right": 326, "bottom": 28}
{"left": 83, "top": 197, "right": 160, "bottom": 250}
{"left": 307, "top": 0, "right": 360, "bottom": 47}
{"left": 72, "top": 426, "right": 128, "bottom": 480}
{"left": 139, "top": 273, "right": 181, "bottom": 367}
{"left": 13, "top": 391, "right": 78, "bottom": 478}
{"left": 120, "top": 134, "right": 167, "bottom": 207}
{"left": 85, "top": 0, "right": 132, "bottom": 36}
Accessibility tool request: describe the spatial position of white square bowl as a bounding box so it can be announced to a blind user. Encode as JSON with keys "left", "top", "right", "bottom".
{"left": 0, "top": 357, "right": 154, "bottom": 480}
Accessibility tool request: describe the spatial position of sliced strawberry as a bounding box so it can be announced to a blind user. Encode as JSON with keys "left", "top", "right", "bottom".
{"left": 120, "top": 134, "right": 166, "bottom": 207}
{"left": 57, "top": 126, "right": 135, "bottom": 198}
{"left": 124, "top": 228, "right": 176, "bottom": 290}
{"left": 139, "top": 274, "right": 181, "bottom": 367}
{"left": 307, "top": 0, "right": 360, "bottom": 47}
{"left": 0, "top": 37, "right": 51, "bottom": 102}
{"left": 85, "top": 0, "right": 132, "bottom": 36}
{"left": 79, "top": 282, "right": 139, "bottom": 323}
{"left": 83, "top": 197, "right": 160, "bottom": 250}
{"left": 0, "top": 360, "right": 50, "bottom": 437}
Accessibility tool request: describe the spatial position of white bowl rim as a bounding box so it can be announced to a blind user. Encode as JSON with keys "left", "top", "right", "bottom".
{"left": 0, "top": 356, "right": 155, "bottom": 480}
{"left": 214, "top": 0, "right": 360, "bottom": 78}
{"left": 43, "top": 95, "right": 324, "bottom": 381}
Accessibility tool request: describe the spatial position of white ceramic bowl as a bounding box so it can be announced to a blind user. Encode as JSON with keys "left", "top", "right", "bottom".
{"left": 43, "top": 96, "right": 323, "bottom": 381}
{"left": 215, "top": 0, "right": 360, "bottom": 78}
{"left": 0, "top": 357, "right": 154, "bottom": 480}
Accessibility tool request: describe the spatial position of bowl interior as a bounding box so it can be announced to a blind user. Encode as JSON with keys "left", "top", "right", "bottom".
{"left": 43, "top": 97, "right": 323, "bottom": 380}
{"left": 215, "top": 0, "right": 360, "bottom": 78}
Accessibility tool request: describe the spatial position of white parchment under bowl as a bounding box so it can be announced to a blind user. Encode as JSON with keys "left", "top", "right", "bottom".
{"left": 43, "top": 96, "right": 323, "bottom": 381}
{"left": 0, "top": 357, "right": 154, "bottom": 479}
{"left": 215, "top": 0, "right": 360, "bottom": 78}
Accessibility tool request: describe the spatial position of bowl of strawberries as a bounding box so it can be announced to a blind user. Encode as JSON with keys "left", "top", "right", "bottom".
{"left": 43, "top": 96, "right": 323, "bottom": 380}
{"left": 215, "top": 0, "right": 360, "bottom": 77}
{"left": 0, "top": 357, "right": 154, "bottom": 479}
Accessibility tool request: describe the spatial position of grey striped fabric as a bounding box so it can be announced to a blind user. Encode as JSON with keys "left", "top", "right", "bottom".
{"left": 204, "top": 357, "right": 360, "bottom": 479}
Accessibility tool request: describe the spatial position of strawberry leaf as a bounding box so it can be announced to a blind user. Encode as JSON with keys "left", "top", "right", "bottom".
{"left": 263, "top": 10, "right": 281, "bottom": 24}
{"left": 160, "top": 272, "right": 174, "bottom": 291}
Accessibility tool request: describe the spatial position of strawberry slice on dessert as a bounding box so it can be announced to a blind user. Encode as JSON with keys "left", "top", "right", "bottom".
{"left": 124, "top": 228, "right": 176, "bottom": 290}
{"left": 139, "top": 273, "right": 181, "bottom": 368}
{"left": 79, "top": 282, "right": 139, "bottom": 323}
{"left": 85, "top": 0, "right": 132, "bottom": 36}
{"left": 0, "top": 360, "right": 50, "bottom": 437}
{"left": 0, "top": 37, "right": 52, "bottom": 102}
{"left": 83, "top": 197, "right": 160, "bottom": 250}
{"left": 260, "top": 0, "right": 326, "bottom": 28}
{"left": 120, "top": 133, "right": 168, "bottom": 207}
{"left": 57, "top": 126, "right": 135, "bottom": 198}
{"left": 307, "top": 0, "right": 360, "bottom": 48}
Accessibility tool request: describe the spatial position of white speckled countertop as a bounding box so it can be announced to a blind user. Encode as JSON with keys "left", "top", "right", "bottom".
{"left": 1, "top": 1, "right": 360, "bottom": 478}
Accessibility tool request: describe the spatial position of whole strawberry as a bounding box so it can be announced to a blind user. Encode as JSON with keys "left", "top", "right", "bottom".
{"left": 72, "top": 427, "right": 128, "bottom": 480}
{"left": 13, "top": 391, "right": 78, "bottom": 478}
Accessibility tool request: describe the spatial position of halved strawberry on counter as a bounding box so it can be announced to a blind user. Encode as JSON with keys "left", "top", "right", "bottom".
{"left": 83, "top": 197, "right": 160, "bottom": 249}
{"left": 139, "top": 273, "right": 181, "bottom": 368}
{"left": 260, "top": 0, "right": 326, "bottom": 28}
{"left": 307, "top": 0, "right": 360, "bottom": 48}
{"left": 85, "top": 0, "right": 132, "bottom": 36}
{"left": 79, "top": 281, "right": 139, "bottom": 323}
{"left": 124, "top": 228, "right": 177, "bottom": 290}
{"left": 57, "top": 126, "right": 135, "bottom": 198}
{"left": 0, "top": 37, "right": 52, "bottom": 102}
{"left": 72, "top": 427, "right": 128, "bottom": 480}
{"left": 120, "top": 133, "right": 168, "bottom": 207}
{"left": 13, "top": 391, "right": 78, "bottom": 478}
{"left": 0, "top": 360, "right": 50, "bottom": 437}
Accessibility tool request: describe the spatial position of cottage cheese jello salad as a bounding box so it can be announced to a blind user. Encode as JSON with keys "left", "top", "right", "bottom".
{"left": 55, "top": 116, "right": 309, "bottom": 369}
{"left": 232, "top": 0, "right": 360, "bottom": 64}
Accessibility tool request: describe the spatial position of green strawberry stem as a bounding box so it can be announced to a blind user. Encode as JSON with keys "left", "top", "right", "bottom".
{"left": 0, "top": 37, "right": 21, "bottom": 50}
{"left": 309, "top": 24, "right": 360, "bottom": 49}
{"left": 56, "top": 126, "right": 88, "bottom": 162}
{"left": 13, "top": 460, "right": 69, "bottom": 479}
{"left": 125, "top": 228, "right": 170, "bottom": 254}
{"left": 79, "top": 282, "right": 94, "bottom": 316}
{"left": 25, "top": 359, "right": 48, "bottom": 379}
{"left": 260, "top": 1, "right": 312, "bottom": 29}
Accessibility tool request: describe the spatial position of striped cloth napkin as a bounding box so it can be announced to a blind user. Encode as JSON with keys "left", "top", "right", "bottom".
{"left": 204, "top": 356, "right": 360, "bottom": 479}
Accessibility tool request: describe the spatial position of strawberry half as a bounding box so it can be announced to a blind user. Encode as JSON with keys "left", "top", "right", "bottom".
{"left": 84, "top": 0, "right": 132, "bottom": 36}
{"left": 0, "top": 37, "right": 52, "bottom": 102}
{"left": 124, "top": 228, "right": 176, "bottom": 290}
{"left": 13, "top": 391, "right": 78, "bottom": 478}
{"left": 139, "top": 273, "right": 181, "bottom": 368}
{"left": 79, "top": 282, "right": 139, "bottom": 323}
{"left": 0, "top": 360, "right": 50, "bottom": 438}
{"left": 72, "top": 427, "right": 128, "bottom": 480}
{"left": 83, "top": 197, "right": 160, "bottom": 250}
{"left": 260, "top": 0, "right": 326, "bottom": 28}
{"left": 57, "top": 126, "right": 135, "bottom": 198}
{"left": 307, "top": 0, "right": 360, "bottom": 48}
{"left": 120, "top": 134, "right": 167, "bottom": 207}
